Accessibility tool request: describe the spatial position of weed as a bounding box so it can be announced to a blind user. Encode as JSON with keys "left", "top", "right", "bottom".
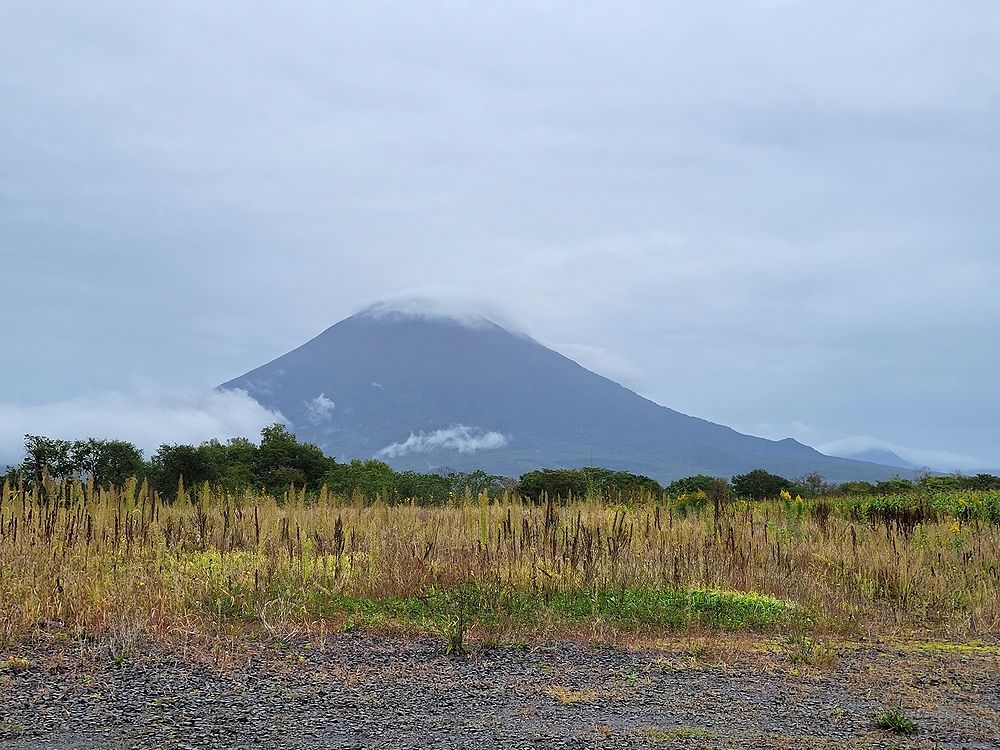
{"left": 426, "top": 582, "right": 479, "bottom": 656}
{"left": 443, "top": 617, "right": 466, "bottom": 656}
{"left": 875, "top": 708, "right": 919, "bottom": 734}
{"left": 106, "top": 619, "right": 142, "bottom": 667}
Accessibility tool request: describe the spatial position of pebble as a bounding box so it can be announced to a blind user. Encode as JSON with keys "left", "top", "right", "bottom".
{"left": 2, "top": 633, "right": 997, "bottom": 749}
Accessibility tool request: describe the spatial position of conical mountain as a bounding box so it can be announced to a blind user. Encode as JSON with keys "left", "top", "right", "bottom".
{"left": 220, "top": 303, "right": 907, "bottom": 482}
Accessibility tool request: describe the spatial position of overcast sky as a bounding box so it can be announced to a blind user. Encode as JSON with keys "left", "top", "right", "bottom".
{"left": 2, "top": 1, "right": 998, "bottom": 470}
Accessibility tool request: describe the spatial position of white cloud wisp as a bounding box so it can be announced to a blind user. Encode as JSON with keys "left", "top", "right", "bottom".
{"left": 377, "top": 425, "right": 508, "bottom": 459}
{"left": 305, "top": 393, "right": 335, "bottom": 424}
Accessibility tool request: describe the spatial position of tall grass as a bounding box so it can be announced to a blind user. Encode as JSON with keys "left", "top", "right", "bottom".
{"left": 2, "top": 477, "right": 998, "bottom": 647}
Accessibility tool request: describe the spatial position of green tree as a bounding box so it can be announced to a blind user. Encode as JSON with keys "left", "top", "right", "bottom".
{"left": 151, "top": 443, "right": 225, "bottom": 498}
{"left": 665, "top": 475, "right": 727, "bottom": 498}
{"left": 324, "top": 459, "right": 398, "bottom": 500}
{"left": 254, "top": 423, "right": 332, "bottom": 494}
{"left": 220, "top": 437, "right": 258, "bottom": 493}
{"left": 969, "top": 473, "right": 1000, "bottom": 491}
{"left": 82, "top": 439, "right": 145, "bottom": 487}
{"left": 798, "top": 472, "right": 833, "bottom": 497}
{"left": 580, "top": 467, "right": 662, "bottom": 499}
{"left": 448, "top": 470, "right": 506, "bottom": 499}
{"left": 517, "top": 469, "right": 589, "bottom": 501}
{"left": 21, "top": 435, "right": 75, "bottom": 484}
{"left": 731, "top": 469, "right": 792, "bottom": 500}
{"left": 396, "top": 471, "right": 452, "bottom": 503}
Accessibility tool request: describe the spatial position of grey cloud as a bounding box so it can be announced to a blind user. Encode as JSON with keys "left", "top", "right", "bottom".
{"left": 1, "top": 2, "right": 998, "bottom": 468}
{"left": 358, "top": 286, "right": 530, "bottom": 335}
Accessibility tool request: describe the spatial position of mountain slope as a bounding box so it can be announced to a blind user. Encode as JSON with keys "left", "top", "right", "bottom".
{"left": 220, "top": 307, "right": 910, "bottom": 482}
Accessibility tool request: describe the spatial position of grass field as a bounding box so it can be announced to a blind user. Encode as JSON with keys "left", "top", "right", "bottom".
{"left": 2, "top": 477, "right": 999, "bottom": 651}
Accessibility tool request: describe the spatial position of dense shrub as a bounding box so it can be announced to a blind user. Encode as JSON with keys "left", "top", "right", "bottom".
{"left": 731, "top": 469, "right": 792, "bottom": 500}
{"left": 665, "top": 475, "right": 726, "bottom": 497}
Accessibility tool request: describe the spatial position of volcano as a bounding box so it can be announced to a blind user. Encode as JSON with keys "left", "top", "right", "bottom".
{"left": 220, "top": 303, "right": 908, "bottom": 482}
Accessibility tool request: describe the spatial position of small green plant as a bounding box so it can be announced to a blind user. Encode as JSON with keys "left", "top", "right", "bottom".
{"left": 443, "top": 615, "right": 467, "bottom": 656}
{"left": 428, "top": 582, "right": 480, "bottom": 656}
{"left": 875, "top": 708, "right": 918, "bottom": 734}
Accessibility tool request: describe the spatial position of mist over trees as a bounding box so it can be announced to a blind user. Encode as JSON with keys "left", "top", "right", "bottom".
{"left": 6, "top": 425, "right": 1000, "bottom": 504}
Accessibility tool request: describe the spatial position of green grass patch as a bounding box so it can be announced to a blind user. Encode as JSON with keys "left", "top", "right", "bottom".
{"left": 875, "top": 708, "right": 919, "bottom": 734}
{"left": 542, "top": 587, "right": 788, "bottom": 629}
{"left": 199, "top": 582, "right": 790, "bottom": 632}
{"left": 898, "top": 639, "right": 1000, "bottom": 657}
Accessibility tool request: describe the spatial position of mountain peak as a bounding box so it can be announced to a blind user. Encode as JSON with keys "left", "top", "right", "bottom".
{"left": 351, "top": 290, "right": 525, "bottom": 335}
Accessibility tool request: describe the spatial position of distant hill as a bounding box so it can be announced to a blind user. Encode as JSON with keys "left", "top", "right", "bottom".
{"left": 827, "top": 447, "right": 916, "bottom": 471}
{"left": 219, "top": 302, "right": 912, "bottom": 483}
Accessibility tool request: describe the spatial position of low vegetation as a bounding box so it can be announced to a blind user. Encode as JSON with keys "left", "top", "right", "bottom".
{"left": 875, "top": 708, "right": 919, "bottom": 735}
{"left": 13, "top": 426, "right": 1000, "bottom": 506}
{"left": 2, "top": 463, "right": 999, "bottom": 651}
{"left": 639, "top": 727, "right": 720, "bottom": 743}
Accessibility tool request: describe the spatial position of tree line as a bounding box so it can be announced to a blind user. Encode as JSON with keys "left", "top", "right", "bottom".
{"left": 9, "top": 425, "right": 509, "bottom": 503}
{"left": 5, "top": 425, "right": 999, "bottom": 503}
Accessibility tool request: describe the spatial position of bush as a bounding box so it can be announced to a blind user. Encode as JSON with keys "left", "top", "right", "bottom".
{"left": 731, "top": 469, "right": 791, "bottom": 501}
{"left": 665, "top": 475, "right": 729, "bottom": 498}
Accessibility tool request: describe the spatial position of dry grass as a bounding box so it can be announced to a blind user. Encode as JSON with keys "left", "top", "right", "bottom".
{"left": 544, "top": 685, "right": 599, "bottom": 705}
{"left": 2, "top": 476, "right": 999, "bottom": 649}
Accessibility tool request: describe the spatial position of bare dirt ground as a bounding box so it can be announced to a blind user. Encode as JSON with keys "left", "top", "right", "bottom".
{"left": 2, "top": 631, "right": 998, "bottom": 749}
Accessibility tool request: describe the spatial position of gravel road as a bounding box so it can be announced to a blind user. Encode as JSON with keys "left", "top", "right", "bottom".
{"left": 3, "top": 631, "right": 998, "bottom": 749}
